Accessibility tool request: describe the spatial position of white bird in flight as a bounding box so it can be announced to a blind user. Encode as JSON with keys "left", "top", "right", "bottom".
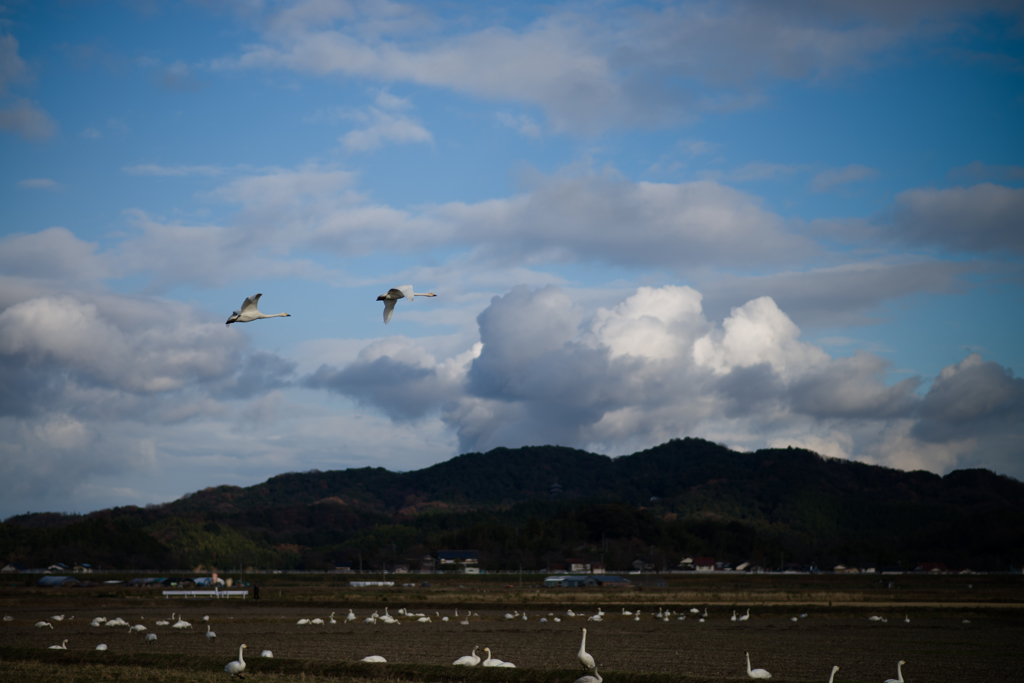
{"left": 225, "top": 293, "right": 291, "bottom": 325}
{"left": 377, "top": 285, "right": 436, "bottom": 324}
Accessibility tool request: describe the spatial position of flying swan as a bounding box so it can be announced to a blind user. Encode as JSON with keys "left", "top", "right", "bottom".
{"left": 377, "top": 285, "right": 436, "bottom": 324}
{"left": 225, "top": 293, "right": 290, "bottom": 325}
{"left": 746, "top": 651, "right": 772, "bottom": 679}
{"left": 225, "top": 644, "right": 247, "bottom": 678}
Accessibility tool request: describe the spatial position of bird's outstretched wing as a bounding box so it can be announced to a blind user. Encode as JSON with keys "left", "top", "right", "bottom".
{"left": 395, "top": 285, "right": 414, "bottom": 302}
{"left": 241, "top": 293, "right": 262, "bottom": 313}
{"left": 382, "top": 298, "right": 397, "bottom": 324}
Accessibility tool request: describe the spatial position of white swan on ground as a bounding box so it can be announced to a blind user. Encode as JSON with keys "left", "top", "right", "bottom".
{"left": 578, "top": 627, "right": 596, "bottom": 670}
{"left": 131, "top": 624, "right": 147, "bottom": 633}
{"left": 35, "top": 621, "right": 54, "bottom": 629}
{"left": 202, "top": 615, "right": 209, "bottom": 623}
{"left": 482, "top": 648, "right": 505, "bottom": 667}
{"left": 690, "top": 608, "right": 700, "bottom": 614}
{"left": 746, "top": 651, "right": 772, "bottom": 679}
{"left": 3, "top": 614, "right": 13, "bottom": 621}
{"left": 48, "top": 639, "right": 68, "bottom": 650}
{"left": 225, "top": 644, "right": 247, "bottom": 678}
{"left": 827, "top": 665, "right": 839, "bottom": 683}
{"left": 172, "top": 617, "right": 191, "bottom": 629}
{"left": 377, "top": 285, "right": 436, "bottom": 324}
{"left": 297, "top": 618, "right": 310, "bottom": 625}
{"left": 868, "top": 615, "right": 883, "bottom": 622}
{"left": 261, "top": 650, "right": 273, "bottom": 658}
{"left": 206, "top": 625, "right": 216, "bottom": 640}
{"left": 329, "top": 612, "right": 337, "bottom": 624}
{"left": 504, "top": 611, "right": 518, "bottom": 620}
{"left": 739, "top": 608, "right": 750, "bottom": 622}
{"left": 154, "top": 619, "right": 169, "bottom": 626}
{"left": 566, "top": 609, "right": 576, "bottom": 617}
{"left": 621, "top": 608, "right": 632, "bottom": 616}
{"left": 346, "top": 610, "right": 357, "bottom": 622}
{"left": 226, "top": 293, "right": 290, "bottom": 325}
{"left": 146, "top": 633, "right": 157, "bottom": 642}
{"left": 574, "top": 664, "right": 602, "bottom": 683}
{"left": 310, "top": 618, "right": 324, "bottom": 625}
{"left": 884, "top": 660, "right": 906, "bottom": 683}
{"left": 95, "top": 644, "right": 107, "bottom": 650}
{"left": 731, "top": 610, "right": 737, "bottom": 621}
{"left": 51, "top": 615, "right": 65, "bottom": 622}
{"left": 904, "top": 614, "right": 910, "bottom": 623}
{"left": 453, "top": 645, "right": 481, "bottom": 666}
{"left": 361, "top": 655, "right": 387, "bottom": 663}
{"left": 460, "top": 614, "right": 470, "bottom": 626}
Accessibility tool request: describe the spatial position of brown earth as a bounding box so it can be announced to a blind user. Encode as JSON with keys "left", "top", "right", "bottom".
{"left": 2, "top": 600, "right": 1022, "bottom": 682}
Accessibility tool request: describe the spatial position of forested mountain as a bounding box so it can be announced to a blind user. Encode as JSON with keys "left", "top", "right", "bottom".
{"left": 4, "top": 438, "right": 1023, "bottom": 573}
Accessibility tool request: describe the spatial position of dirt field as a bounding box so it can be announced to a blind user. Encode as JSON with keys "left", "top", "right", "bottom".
{"left": 3, "top": 598, "right": 1022, "bottom": 682}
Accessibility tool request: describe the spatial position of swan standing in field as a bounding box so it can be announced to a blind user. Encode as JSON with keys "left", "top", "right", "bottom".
{"left": 3, "top": 614, "right": 13, "bottom": 621}
{"left": 51, "top": 615, "right": 65, "bottom": 622}
{"left": 453, "top": 645, "right": 481, "bottom": 666}
{"left": 904, "top": 614, "right": 910, "bottom": 623}
{"left": 226, "top": 293, "right": 290, "bottom": 325}
{"left": 739, "top": 608, "right": 750, "bottom": 622}
{"left": 131, "top": 624, "right": 147, "bottom": 633}
{"left": 460, "top": 614, "right": 470, "bottom": 626}
{"left": 377, "top": 285, "right": 437, "bottom": 324}
{"left": 745, "top": 651, "right": 772, "bottom": 679}
{"left": 172, "top": 616, "right": 192, "bottom": 629}
{"left": 731, "top": 610, "right": 737, "bottom": 621}
{"left": 329, "top": 612, "right": 337, "bottom": 624}
{"left": 310, "top": 618, "right": 324, "bottom": 625}
{"left": 35, "top": 621, "right": 53, "bottom": 629}
{"left": 225, "top": 644, "right": 247, "bottom": 678}
{"left": 566, "top": 609, "right": 576, "bottom": 617}
{"left": 203, "top": 615, "right": 209, "bottom": 623}
{"left": 48, "top": 639, "right": 68, "bottom": 650}
{"left": 146, "top": 633, "right": 157, "bottom": 642}
{"left": 297, "top": 618, "right": 310, "bottom": 625}
{"left": 827, "top": 665, "right": 839, "bottom": 683}
{"left": 206, "top": 625, "right": 217, "bottom": 640}
{"left": 621, "top": 608, "right": 632, "bottom": 616}
{"left": 577, "top": 627, "right": 596, "bottom": 670}
{"left": 884, "top": 660, "right": 906, "bottom": 683}
{"left": 261, "top": 650, "right": 273, "bottom": 658}
{"left": 345, "top": 609, "right": 356, "bottom": 622}
{"left": 574, "top": 664, "right": 602, "bottom": 683}
{"left": 95, "top": 644, "right": 108, "bottom": 651}
{"left": 482, "top": 648, "right": 505, "bottom": 667}
{"left": 361, "top": 655, "right": 387, "bottom": 663}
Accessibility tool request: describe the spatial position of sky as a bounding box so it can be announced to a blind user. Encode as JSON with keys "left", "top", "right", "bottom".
{"left": 1, "top": 0, "right": 1023, "bottom": 519}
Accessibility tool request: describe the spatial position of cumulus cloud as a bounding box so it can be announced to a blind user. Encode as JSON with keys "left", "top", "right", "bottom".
{"left": 307, "top": 283, "right": 1024, "bottom": 479}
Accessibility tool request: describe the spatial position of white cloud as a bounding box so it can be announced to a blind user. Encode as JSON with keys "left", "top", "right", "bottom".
{"left": 123, "top": 163, "right": 227, "bottom": 176}
{"left": 210, "top": 1, "right": 1024, "bottom": 132}
{"left": 0, "top": 98, "right": 57, "bottom": 139}
{"left": 811, "top": 164, "right": 879, "bottom": 192}
{"left": 0, "top": 227, "right": 111, "bottom": 284}
{"left": 340, "top": 107, "right": 433, "bottom": 152}
{"left": 496, "top": 112, "right": 541, "bottom": 138}
{"left": 16, "top": 178, "right": 61, "bottom": 190}
{"left": 80, "top": 127, "right": 102, "bottom": 139}
{"left": 0, "top": 33, "right": 28, "bottom": 94}
{"left": 892, "top": 183, "right": 1024, "bottom": 253}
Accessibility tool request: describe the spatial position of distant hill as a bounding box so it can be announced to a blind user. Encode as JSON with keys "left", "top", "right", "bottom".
{"left": 4, "top": 438, "right": 1023, "bottom": 573}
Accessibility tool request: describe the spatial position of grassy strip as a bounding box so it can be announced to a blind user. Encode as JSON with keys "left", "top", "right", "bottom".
{"left": 0, "top": 648, "right": 720, "bottom": 683}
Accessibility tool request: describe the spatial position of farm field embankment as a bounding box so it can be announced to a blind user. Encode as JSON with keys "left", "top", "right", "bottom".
{"left": 2, "top": 573, "right": 1022, "bottom": 682}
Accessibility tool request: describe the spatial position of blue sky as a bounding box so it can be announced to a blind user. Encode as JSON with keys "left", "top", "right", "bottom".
{"left": 1, "top": 0, "right": 1022, "bottom": 518}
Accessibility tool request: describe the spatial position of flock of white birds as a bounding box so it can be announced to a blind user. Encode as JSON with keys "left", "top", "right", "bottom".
{"left": 224, "top": 286, "right": 436, "bottom": 327}
{"left": 8, "top": 606, "right": 917, "bottom": 681}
